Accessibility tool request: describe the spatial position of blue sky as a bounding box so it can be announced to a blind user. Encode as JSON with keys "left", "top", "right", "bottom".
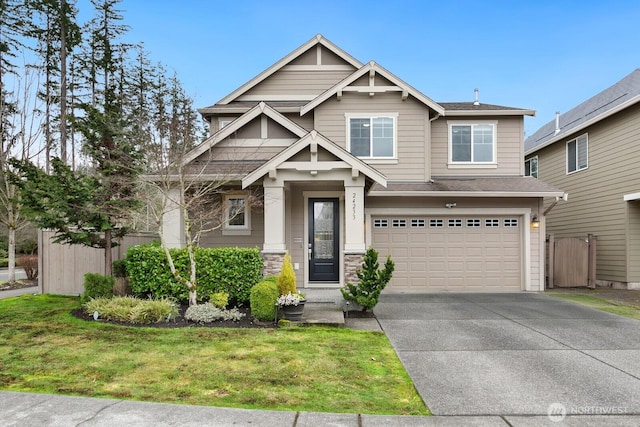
{"left": 78, "top": 0, "right": 640, "bottom": 137}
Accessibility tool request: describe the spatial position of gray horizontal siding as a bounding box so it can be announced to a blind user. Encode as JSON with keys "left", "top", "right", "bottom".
{"left": 240, "top": 70, "right": 352, "bottom": 98}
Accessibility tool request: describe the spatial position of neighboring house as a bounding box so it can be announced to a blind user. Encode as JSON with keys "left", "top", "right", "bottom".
{"left": 166, "top": 34, "right": 562, "bottom": 292}
{"left": 525, "top": 69, "right": 640, "bottom": 289}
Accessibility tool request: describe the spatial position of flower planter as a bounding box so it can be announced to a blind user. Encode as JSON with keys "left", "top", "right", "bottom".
{"left": 280, "top": 300, "right": 306, "bottom": 321}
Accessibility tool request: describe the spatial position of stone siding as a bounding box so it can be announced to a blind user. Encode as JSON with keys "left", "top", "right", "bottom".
{"left": 262, "top": 252, "right": 286, "bottom": 277}
{"left": 344, "top": 253, "right": 364, "bottom": 285}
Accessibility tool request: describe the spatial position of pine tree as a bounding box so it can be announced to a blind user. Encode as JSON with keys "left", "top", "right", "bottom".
{"left": 341, "top": 248, "right": 395, "bottom": 312}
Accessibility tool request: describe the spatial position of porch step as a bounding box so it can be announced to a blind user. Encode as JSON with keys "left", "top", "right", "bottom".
{"left": 292, "top": 302, "right": 345, "bottom": 327}
{"left": 300, "top": 288, "right": 344, "bottom": 305}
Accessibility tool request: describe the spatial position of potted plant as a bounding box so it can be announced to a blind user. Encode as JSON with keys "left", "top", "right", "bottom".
{"left": 276, "top": 291, "right": 306, "bottom": 321}
{"left": 277, "top": 253, "right": 306, "bottom": 321}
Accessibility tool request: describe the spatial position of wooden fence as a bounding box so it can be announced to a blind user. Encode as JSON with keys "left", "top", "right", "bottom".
{"left": 547, "top": 234, "right": 597, "bottom": 288}
{"left": 38, "top": 230, "right": 158, "bottom": 296}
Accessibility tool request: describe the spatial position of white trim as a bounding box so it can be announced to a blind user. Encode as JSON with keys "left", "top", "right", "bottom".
{"left": 368, "top": 190, "right": 565, "bottom": 198}
{"left": 447, "top": 121, "right": 498, "bottom": 165}
{"left": 303, "top": 191, "right": 345, "bottom": 288}
{"left": 525, "top": 156, "right": 539, "bottom": 178}
{"left": 345, "top": 113, "right": 398, "bottom": 159}
{"left": 624, "top": 192, "right": 640, "bottom": 201}
{"left": 219, "top": 117, "right": 235, "bottom": 129}
{"left": 447, "top": 163, "right": 498, "bottom": 169}
{"left": 281, "top": 64, "right": 355, "bottom": 71}
{"left": 445, "top": 109, "right": 535, "bottom": 117}
{"left": 566, "top": 133, "right": 588, "bottom": 175}
{"left": 365, "top": 207, "right": 532, "bottom": 291}
{"left": 222, "top": 194, "right": 251, "bottom": 235}
{"left": 236, "top": 94, "right": 318, "bottom": 102}
{"left": 221, "top": 138, "right": 296, "bottom": 147}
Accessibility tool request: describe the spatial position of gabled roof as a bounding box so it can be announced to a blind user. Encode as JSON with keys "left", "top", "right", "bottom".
{"left": 440, "top": 102, "right": 535, "bottom": 116}
{"left": 216, "top": 34, "right": 363, "bottom": 105}
{"left": 242, "top": 130, "right": 387, "bottom": 188}
{"left": 525, "top": 69, "right": 640, "bottom": 154}
{"left": 300, "top": 61, "right": 445, "bottom": 116}
{"left": 182, "top": 102, "right": 308, "bottom": 166}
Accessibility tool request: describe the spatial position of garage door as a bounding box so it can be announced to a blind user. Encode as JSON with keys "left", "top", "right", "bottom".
{"left": 371, "top": 216, "right": 522, "bottom": 291}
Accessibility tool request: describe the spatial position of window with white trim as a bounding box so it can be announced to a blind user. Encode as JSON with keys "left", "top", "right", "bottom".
{"left": 467, "top": 219, "right": 481, "bottom": 227}
{"left": 567, "top": 134, "right": 588, "bottom": 174}
{"left": 429, "top": 219, "right": 444, "bottom": 228}
{"left": 219, "top": 117, "right": 235, "bottom": 130}
{"left": 525, "top": 157, "right": 538, "bottom": 178}
{"left": 392, "top": 219, "right": 406, "bottom": 228}
{"left": 224, "top": 195, "right": 250, "bottom": 233}
{"left": 449, "top": 123, "right": 496, "bottom": 163}
{"left": 411, "top": 219, "right": 425, "bottom": 228}
{"left": 347, "top": 114, "right": 396, "bottom": 158}
{"left": 448, "top": 219, "right": 462, "bottom": 228}
{"left": 485, "top": 219, "right": 500, "bottom": 227}
{"left": 373, "top": 218, "right": 388, "bottom": 228}
{"left": 504, "top": 218, "right": 519, "bottom": 227}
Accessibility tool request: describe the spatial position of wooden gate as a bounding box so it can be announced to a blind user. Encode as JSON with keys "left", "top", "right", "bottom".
{"left": 547, "top": 234, "right": 596, "bottom": 288}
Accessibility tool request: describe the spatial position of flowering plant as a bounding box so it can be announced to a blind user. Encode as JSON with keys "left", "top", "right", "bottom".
{"left": 276, "top": 292, "right": 306, "bottom": 307}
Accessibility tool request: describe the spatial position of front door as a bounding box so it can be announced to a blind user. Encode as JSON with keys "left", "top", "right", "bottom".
{"left": 308, "top": 198, "right": 339, "bottom": 282}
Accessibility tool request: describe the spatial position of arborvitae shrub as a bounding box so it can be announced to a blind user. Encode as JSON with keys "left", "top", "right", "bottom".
{"left": 277, "top": 253, "right": 296, "bottom": 295}
{"left": 250, "top": 280, "right": 279, "bottom": 321}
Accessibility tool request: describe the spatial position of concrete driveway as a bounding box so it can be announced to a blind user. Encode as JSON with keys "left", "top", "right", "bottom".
{"left": 376, "top": 293, "right": 640, "bottom": 416}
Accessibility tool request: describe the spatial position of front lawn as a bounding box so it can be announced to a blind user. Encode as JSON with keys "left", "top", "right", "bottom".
{"left": 0, "top": 295, "right": 428, "bottom": 415}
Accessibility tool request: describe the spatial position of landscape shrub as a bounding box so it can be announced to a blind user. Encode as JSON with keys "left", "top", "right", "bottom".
{"left": 0, "top": 248, "right": 7, "bottom": 258}
{"left": 250, "top": 279, "right": 279, "bottom": 321}
{"left": 209, "top": 292, "right": 229, "bottom": 309}
{"left": 112, "top": 259, "right": 127, "bottom": 278}
{"left": 277, "top": 252, "right": 296, "bottom": 295}
{"left": 184, "top": 303, "right": 245, "bottom": 323}
{"left": 17, "top": 255, "right": 38, "bottom": 280}
{"left": 83, "top": 296, "right": 178, "bottom": 324}
{"left": 125, "top": 244, "right": 263, "bottom": 305}
{"left": 0, "top": 259, "right": 8, "bottom": 268}
{"left": 341, "top": 247, "right": 395, "bottom": 312}
{"left": 82, "top": 273, "right": 114, "bottom": 303}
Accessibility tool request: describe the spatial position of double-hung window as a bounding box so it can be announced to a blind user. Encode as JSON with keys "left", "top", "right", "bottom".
{"left": 566, "top": 134, "right": 588, "bottom": 174}
{"left": 449, "top": 122, "right": 496, "bottom": 164}
{"left": 347, "top": 114, "right": 397, "bottom": 158}
{"left": 223, "top": 194, "right": 251, "bottom": 235}
{"left": 525, "top": 157, "right": 538, "bottom": 178}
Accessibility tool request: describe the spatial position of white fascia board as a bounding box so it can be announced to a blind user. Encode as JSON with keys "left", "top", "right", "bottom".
{"left": 444, "top": 109, "right": 536, "bottom": 117}
{"left": 368, "top": 190, "right": 565, "bottom": 198}
{"left": 525, "top": 95, "right": 640, "bottom": 156}
{"left": 624, "top": 192, "right": 640, "bottom": 201}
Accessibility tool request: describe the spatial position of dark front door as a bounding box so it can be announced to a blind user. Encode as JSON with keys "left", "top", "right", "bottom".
{"left": 308, "top": 198, "right": 339, "bottom": 282}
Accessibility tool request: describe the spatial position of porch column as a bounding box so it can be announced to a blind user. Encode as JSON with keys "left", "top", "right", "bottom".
{"left": 344, "top": 176, "right": 366, "bottom": 253}
{"left": 162, "top": 188, "right": 185, "bottom": 248}
{"left": 262, "top": 180, "right": 286, "bottom": 252}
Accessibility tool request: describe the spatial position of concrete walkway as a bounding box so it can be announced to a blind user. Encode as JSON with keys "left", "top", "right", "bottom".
{"left": 3, "top": 391, "right": 640, "bottom": 426}
{"left": 376, "top": 292, "right": 640, "bottom": 418}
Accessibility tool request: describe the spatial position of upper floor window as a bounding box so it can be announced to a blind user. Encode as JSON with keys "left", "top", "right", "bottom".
{"left": 525, "top": 157, "right": 538, "bottom": 178}
{"left": 346, "top": 114, "right": 397, "bottom": 158}
{"left": 449, "top": 123, "right": 496, "bottom": 164}
{"left": 223, "top": 194, "right": 251, "bottom": 235}
{"left": 567, "top": 134, "right": 588, "bottom": 174}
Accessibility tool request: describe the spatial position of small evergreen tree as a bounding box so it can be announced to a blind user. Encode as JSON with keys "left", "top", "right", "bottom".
{"left": 341, "top": 248, "right": 395, "bottom": 312}
{"left": 277, "top": 252, "right": 296, "bottom": 295}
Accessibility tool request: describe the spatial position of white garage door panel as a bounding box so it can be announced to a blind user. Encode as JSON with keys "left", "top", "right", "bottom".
{"left": 372, "top": 215, "right": 523, "bottom": 292}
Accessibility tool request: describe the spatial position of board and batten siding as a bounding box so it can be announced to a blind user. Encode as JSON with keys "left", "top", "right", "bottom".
{"left": 430, "top": 116, "right": 524, "bottom": 176}
{"left": 313, "top": 93, "right": 429, "bottom": 181}
{"left": 535, "top": 102, "right": 640, "bottom": 283}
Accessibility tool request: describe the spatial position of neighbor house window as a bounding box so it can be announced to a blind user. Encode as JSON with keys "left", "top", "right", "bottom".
{"left": 223, "top": 195, "right": 250, "bottom": 234}
{"left": 525, "top": 157, "right": 538, "bottom": 178}
{"left": 449, "top": 123, "right": 496, "bottom": 164}
{"left": 566, "top": 134, "right": 588, "bottom": 174}
{"left": 346, "top": 114, "right": 397, "bottom": 158}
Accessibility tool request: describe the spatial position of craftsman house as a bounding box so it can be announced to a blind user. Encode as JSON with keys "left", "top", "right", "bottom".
{"left": 165, "top": 34, "right": 563, "bottom": 292}
{"left": 525, "top": 69, "right": 640, "bottom": 289}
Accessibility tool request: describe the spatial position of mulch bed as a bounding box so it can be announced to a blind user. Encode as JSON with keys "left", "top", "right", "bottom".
{"left": 71, "top": 305, "right": 277, "bottom": 329}
{"left": 0, "top": 280, "right": 38, "bottom": 291}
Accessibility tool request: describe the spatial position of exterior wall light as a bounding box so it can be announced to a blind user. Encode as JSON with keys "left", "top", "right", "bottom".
{"left": 531, "top": 214, "right": 540, "bottom": 229}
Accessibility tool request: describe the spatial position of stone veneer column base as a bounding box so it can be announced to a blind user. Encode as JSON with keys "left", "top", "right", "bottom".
{"left": 344, "top": 253, "right": 365, "bottom": 285}
{"left": 262, "top": 252, "right": 286, "bottom": 277}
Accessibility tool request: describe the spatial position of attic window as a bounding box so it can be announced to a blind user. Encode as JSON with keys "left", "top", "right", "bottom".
{"left": 346, "top": 113, "right": 397, "bottom": 159}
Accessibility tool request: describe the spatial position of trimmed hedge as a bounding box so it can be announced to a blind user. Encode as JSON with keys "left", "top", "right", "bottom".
{"left": 250, "top": 279, "right": 279, "bottom": 321}
{"left": 125, "top": 244, "right": 263, "bottom": 305}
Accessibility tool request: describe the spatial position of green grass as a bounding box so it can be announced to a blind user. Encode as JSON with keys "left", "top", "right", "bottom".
{"left": 547, "top": 293, "right": 640, "bottom": 320}
{"left": 0, "top": 295, "right": 428, "bottom": 415}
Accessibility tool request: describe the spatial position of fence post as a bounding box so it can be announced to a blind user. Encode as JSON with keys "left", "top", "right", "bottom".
{"left": 547, "top": 234, "right": 554, "bottom": 289}
{"left": 588, "top": 234, "right": 597, "bottom": 288}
